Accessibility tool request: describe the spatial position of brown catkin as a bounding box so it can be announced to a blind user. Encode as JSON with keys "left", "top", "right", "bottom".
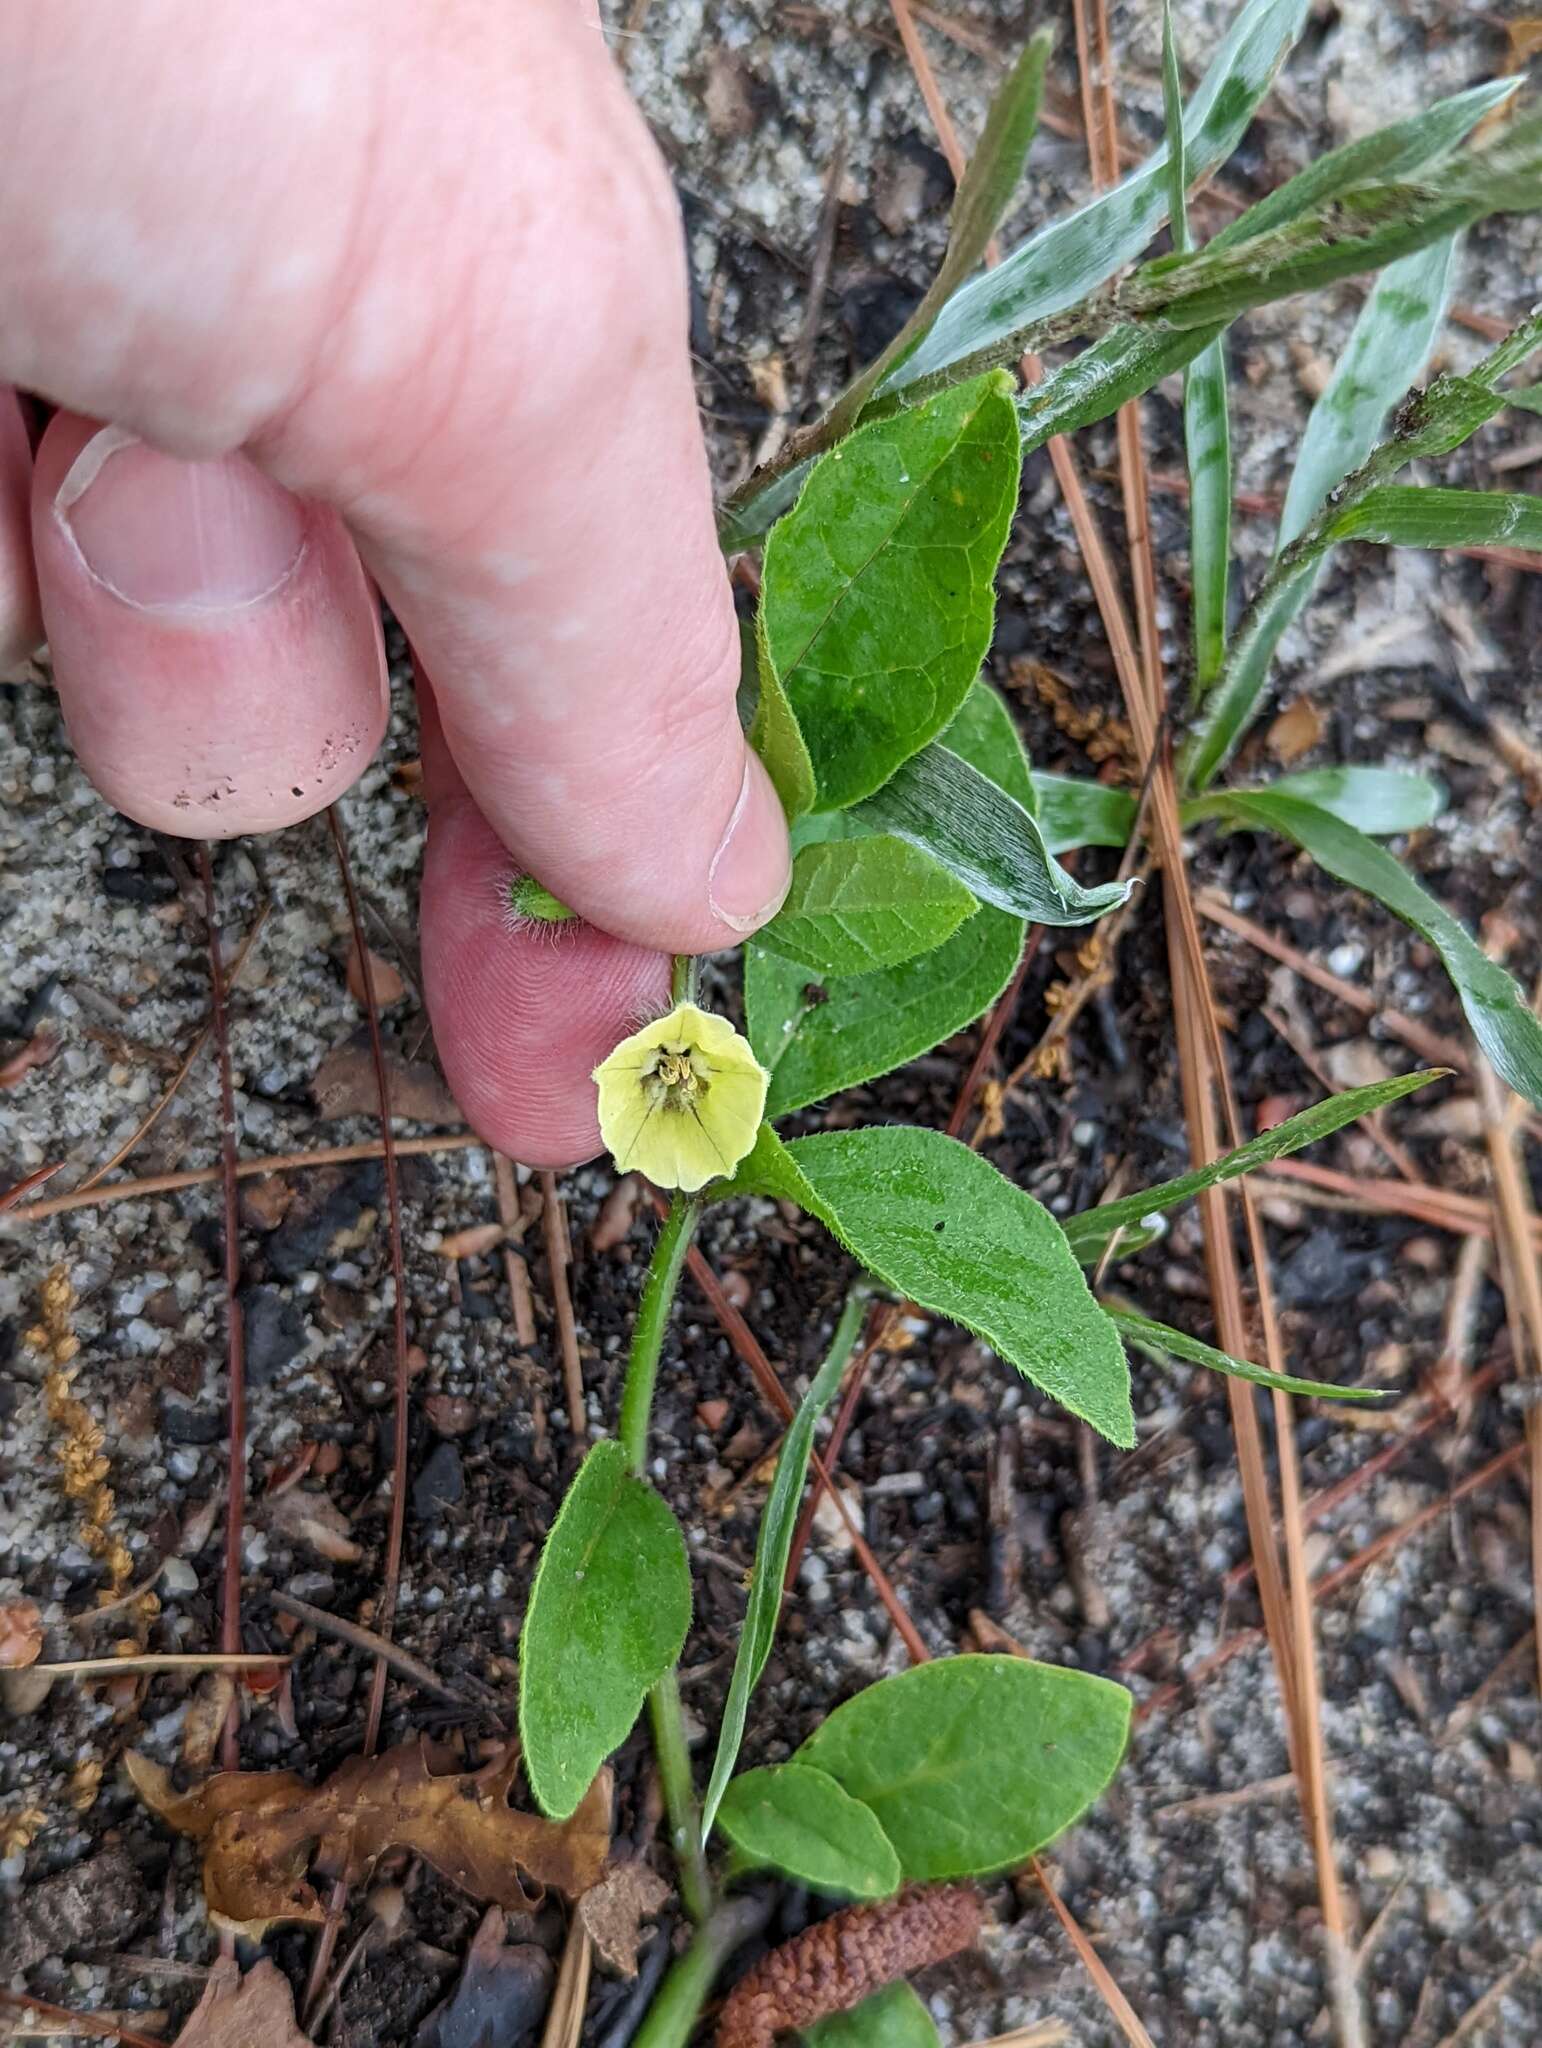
{"left": 715, "top": 1883, "right": 982, "bottom": 2048}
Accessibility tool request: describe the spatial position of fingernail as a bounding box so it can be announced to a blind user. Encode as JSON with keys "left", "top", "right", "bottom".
{"left": 55, "top": 427, "right": 306, "bottom": 612}
{"left": 708, "top": 753, "right": 791, "bottom": 935}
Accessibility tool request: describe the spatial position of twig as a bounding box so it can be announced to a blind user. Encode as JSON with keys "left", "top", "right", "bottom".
{"left": 540, "top": 1914, "right": 594, "bottom": 2048}
{"left": 266, "top": 1591, "right": 483, "bottom": 1708}
{"left": 32, "top": 1652, "right": 289, "bottom": 1677}
{"left": 1154, "top": 1772, "right": 1297, "bottom": 1820}
{"left": 0, "top": 1990, "right": 165, "bottom": 2048}
{"left": 1032, "top": 1857, "right": 1154, "bottom": 2048}
{"left": 793, "top": 129, "right": 847, "bottom": 393}
{"left": 198, "top": 847, "right": 246, "bottom": 1780}
{"left": 1430, "top": 1932, "right": 1542, "bottom": 2048}
{"left": 541, "top": 1170, "right": 587, "bottom": 1440}
{"left": 74, "top": 903, "right": 270, "bottom": 1195}
{"left": 1440, "top": 1629, "right": 1537, "bottom": 1743}
{"left": 495, "top": 1153, "right": 538, "bottom": 1348}
{"left": 7, "top": 1132, "right": 483, "bottom": 1223}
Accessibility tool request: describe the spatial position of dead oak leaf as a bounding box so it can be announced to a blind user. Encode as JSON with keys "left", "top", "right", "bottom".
{"left": 312, "top": 1033, "right": 461, "bottom": 1125}
{"left": 175, "top": 1959, "right": 313, "bottom": 2048}
{"left": 128, "top": 1739, "right": 610, "bottom": 1939}
{"left": 578, "top": 1859, "right": 672, "bottom": 1978}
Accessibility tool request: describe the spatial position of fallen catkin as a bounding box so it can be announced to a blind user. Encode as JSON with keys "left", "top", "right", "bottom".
{"left": 715, "top": 1883, "right": 982, "bottom": 2048}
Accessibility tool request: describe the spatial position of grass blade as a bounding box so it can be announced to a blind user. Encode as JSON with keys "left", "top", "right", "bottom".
{"left": 1187, "top": 765, "right": 1445, "bottom": 835}
{"left": 1063, "top": 1070, "right": 1446, "bottom": 1262}
{"left": 1200, "top": 789, "right": 1542, "bottom": 1109}
{"left": 700, "top": 1286, "right": 869, "bottom": 1840}
{"left": 1112, "top": 1307, "right": 1391, "bottom": 1401}
{"left": 889, "top": 0, "right": 1307, "bottom": 394}
{"left": 1326, "top": 482, "right": 1542, "bottom": 550}
{"left": 1032, "top": 772, "right": 1138, "bottom": 853}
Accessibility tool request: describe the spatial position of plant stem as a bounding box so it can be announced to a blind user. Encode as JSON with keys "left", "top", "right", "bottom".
{"left": 650, "top": 1668, "right": 713, "bottom": 1925}
{"left": 630, "top": 1894, "right": 772, "bottom": 2048}
{"left": 619, "top": 1189, "right": 703, "bottom": 1480}
{"left": 671, "top": 951, "right": 701, "bottom": 1005}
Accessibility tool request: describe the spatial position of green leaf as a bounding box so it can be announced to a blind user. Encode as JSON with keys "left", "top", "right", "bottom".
{"left": 518, "top": 1439, "right": 692, "bottom": 1820}
{"left": 1508, "top": 385, "right": 1542, "bottom": 416}
{"left": 851, "top": 744, "right": 1132, "bottom": 926}
{"left": 717, "top": 1764, "right": 901, "bottom": 1901}
{"left": 1188, "top": 767, "right": 1444, "bottom": 837}
{"left": 1032, "top": 773, "right": 1138, "bottom": 854}
{"left": 803, "top": 1985, "right": 940, "bottom": 2048}
{"left": 751, "top": 609, "right": 818, "bottom": 822}
{"left": 1011, "top": 77, "right": 1515, "bottom": 475}
{"left": 1198, "top": 789, "right": 1542, "bottom": 1109}
{"left": 719, "top": 1125, "right": 1135, "bottom": 1445}
{"left": 889, "top": 0, "right": 1308, "bottom": 395}
{"left": 942, "top": 676, "right": 1037, "bottom": 813}
{"left": 701, "top": 1289, "right": 869, "bottom": 1839}
{"left": 1111, "top": 1308, "right": 1391, "bottom": 1401}
{"left": 746, "top": 904, "right": 1024, "bottom": 1117}
{"left": 831, "top": 29, "right": 1053, "bottom": 431}
{"left": 757, "top": 836, "right": 978, "bottom": 979}
{"left": 1062, "top": 1070, "right": 1445, "bottom": 1263}
{"left": 795, "top": 1655, "right": 1132, "bottom": 1878}
{"left": 759, "top": 372, "right": 1021, "bottom": 811}
{"left": 1325, "top": 482, "right": 1542, "bottom": 551}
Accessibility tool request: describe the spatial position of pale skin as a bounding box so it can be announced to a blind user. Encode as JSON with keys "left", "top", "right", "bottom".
{"left": 0, "top": 0, "right": 791, "bottom": 1166}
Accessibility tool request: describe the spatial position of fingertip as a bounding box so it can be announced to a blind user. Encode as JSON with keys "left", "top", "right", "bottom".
{"left": 32, "top": 411, "right": 388, "bottom": 835}
{"left": 420, "top": 779, "right": 671, "bottom": 1169}
{"left": 0, "top": 389, "right": 41, "bottom": 671}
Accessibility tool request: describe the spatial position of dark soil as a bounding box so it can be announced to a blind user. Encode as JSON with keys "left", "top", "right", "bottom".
{"left": 3, "top": 3, "right": 1541, "bottom": 2045}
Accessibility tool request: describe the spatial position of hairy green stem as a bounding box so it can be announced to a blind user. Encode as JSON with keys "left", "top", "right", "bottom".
{"left": 671, "top": 951, "right": 702, "bottom": 1005}
{"left": 650, "top": 1669, "right": 713, "bottom": 1926}
{"left": 631, "top": 1893, "right": 772, "bottom": 2048}
{"left": 618, "top": 1190, "right": 703, "bottom": 1478}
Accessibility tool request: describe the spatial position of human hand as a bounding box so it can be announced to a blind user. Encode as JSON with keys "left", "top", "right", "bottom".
{"left": 0, "top": 0, "right": 790, "bottom": 1165}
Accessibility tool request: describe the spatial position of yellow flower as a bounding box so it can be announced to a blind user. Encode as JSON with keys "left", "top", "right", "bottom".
{"left": 593, "top": 1002, "right": 769, "bottom": 1193}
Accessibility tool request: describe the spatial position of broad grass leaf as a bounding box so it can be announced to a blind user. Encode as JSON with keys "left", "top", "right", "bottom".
{"left": 1199, "top": 789, "right": 1542, "bottom": 1109}
{"left": 1111, "top": 1307, "right": 1391, "bottom": 1401}
{"left": 701, "top": 1290, "right": 869, "bottom": 1838}
{"left": 1187, "top": 766, "right": 1444, "bottom": 836}
{"left": 757, "top": 836, "right": 977, "bottom": 978}
{"left": 720, "top": 1124, "right": 1135, "bottom": 1445}
{"left": 760, "top": 372, "right": 1021, "bottom": 810}
{"left": 890, "top": 0, "right": 1308, "bottom": 393}
{"left": 518, "top": 1440, "right": 692, "bottom": 1820}
{"left": 1062, "top": 1070, "right": 1445, "bottom": 1263}
{"left": 803, "top": 1984, "right": 940, "bottom": 2047}
{"left": 851, "top": 744, "right": 1131, "bottom": 925}
{"left": 716, "top": 1764, "right": 901, "bottom": 1901}
{"left": 1325, "top": 482, "right": 1542, "bottom": 551}
{"left": 794, "top": 1655, "right": 1132, "bottom": 1878}
{"left": 745, "top": 904, "right": 1024, "bottom": 1118}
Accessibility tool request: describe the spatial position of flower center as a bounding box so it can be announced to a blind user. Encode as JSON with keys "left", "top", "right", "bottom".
{"left": 644, "top": 1044, "right": 711, "bottom": 1113}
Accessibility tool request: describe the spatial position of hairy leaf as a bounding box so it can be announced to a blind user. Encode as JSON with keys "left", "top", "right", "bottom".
{"left": 702, "top": 1290, "right": 870, "bottom": 1837}
{"left": 751, "top": 611, "right": 818, "bottom": 822}
{"left": 719, "top": 1124, "right": 1134, "bottom": 1445}
{"left": 803, "top": 1984, "right": 940, "bottom": 2048}
{"left": 1063, "top": 1070, "right": 1446, "bottom": 1263}
{"left": 757, "top": 835, "right": 978, "bottom": 978}
{"left": 1113, "top": 1307, "right": 1391, "bottom": 1400}
{"left": 796, "top": 1655, "right": 1132, "bottom": 1878}
{"left": 519, "top": 1440, "right": 692, "bottom": 1820}
{"left": 760, "top": 372, "right": 1021, "bottom": 810}
{"left": 1200, "top": 789, "right": 1542, "bottom": 1108}
{"left": 1032, "top": 772, "right": 1138, "bottom": 853}
{"left": 852, "top": 744, "right": 1131, "bottom": 925}
{"left": 717, "top": 1764, "right": 901, "bottom": 1901}
{"left": 942, "top": 675, "right": 1037, "bottom": 813}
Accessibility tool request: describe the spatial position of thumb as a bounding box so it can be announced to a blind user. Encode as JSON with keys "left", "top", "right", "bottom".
{"left": 0, "top": 0, "right": 789, "bottom": 952}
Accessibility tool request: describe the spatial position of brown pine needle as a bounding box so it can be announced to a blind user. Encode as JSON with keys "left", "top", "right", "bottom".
{"left": 0, "top": 1989, "right": 166, "bottom": 2048}
{"left": 541, "top": 1169, "right": 587, "bottom": 1441}
{"left": 1032, "top": 1858, "right": 1154, "bottom": 2048}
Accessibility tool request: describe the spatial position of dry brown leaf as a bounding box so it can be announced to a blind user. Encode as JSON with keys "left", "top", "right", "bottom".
{"left": 344, "top": 945, "right": 407, "bottom": 1008}
{"left": 0, "top": 1599, "right": 43, "bottom": 1669}
{"left": 312, "top": 1035, "right": 461, "bottom": 1125}
{"left": 437, "top": 1222, "right": 507, "bottom": 1261}
{"left": 0, "top": 1031, "right": 59, "bottom": 1090}
{"left": 264, "top": 1488, "right": 363, "bottom": 1564}
{"left": 1266, "top": 695, "right": 1324, "bottom": 764}
{"left": 577, "top": 1859, "right": 671, "bottom": 1977}
{"left": 590, "top": 1173, "right": 644, "bottom": 1254}
{"left": 174, "top": 1958, "right": 312, "bottom": 2048}
{"left": 128, "top": 1740, "right": 611, "bottom": 1938}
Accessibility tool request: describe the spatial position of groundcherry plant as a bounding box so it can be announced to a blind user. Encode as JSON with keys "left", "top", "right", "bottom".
{"left": 516, "top": 7, "right": 1542, "bottom": 2041}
